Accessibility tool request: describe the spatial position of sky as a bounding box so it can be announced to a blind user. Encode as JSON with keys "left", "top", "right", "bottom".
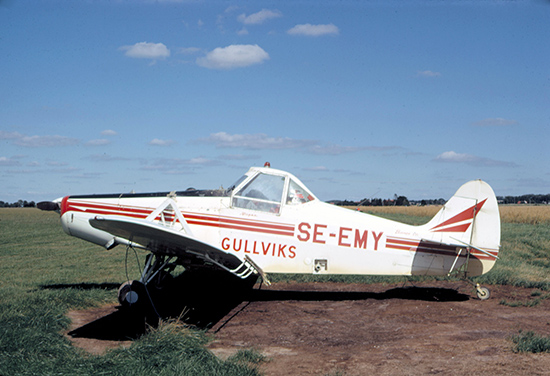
{"left": 1, "top": 0, "right": 549, "bottom": 203}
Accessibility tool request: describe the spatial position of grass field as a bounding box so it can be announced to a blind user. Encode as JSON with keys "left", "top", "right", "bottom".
{"left": 1, "top": 206, "right": 549, "bottom": 374}
{"left": 0, "top": 208, "right": 263, "bottom": 376}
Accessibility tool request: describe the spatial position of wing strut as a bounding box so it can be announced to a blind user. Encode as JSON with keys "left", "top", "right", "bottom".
{"left": 186, "top": 250, "right": 271, "bottom": 286}
{"left": 146, "top": 194, "right": 193, "bottom": 235}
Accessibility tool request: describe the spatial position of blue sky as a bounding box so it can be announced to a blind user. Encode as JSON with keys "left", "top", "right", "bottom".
{"left": 1, "top": 0, "right": 549, "bottom": 203}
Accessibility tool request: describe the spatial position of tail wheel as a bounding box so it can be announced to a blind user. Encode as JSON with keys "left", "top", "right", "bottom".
{"left": 476, "top": 286, "right": 490, "bottom": 300}
{"left": 118, "top": 280, "right": 145, "bottom": 307}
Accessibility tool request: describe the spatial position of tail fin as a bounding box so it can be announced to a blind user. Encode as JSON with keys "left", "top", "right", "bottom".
{"left": 420, "top": 180, "right": 501, "bottom": 274}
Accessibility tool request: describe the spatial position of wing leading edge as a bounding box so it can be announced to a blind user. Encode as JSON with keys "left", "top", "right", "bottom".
{"left": 89, "top": 215, "right": 257, "bottom": 278}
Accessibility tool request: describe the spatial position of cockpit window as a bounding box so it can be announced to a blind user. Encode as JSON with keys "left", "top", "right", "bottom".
{"left": 286, "top": 178, "right": 315, "bottom": 205}
{"left": 232, "top": 173, "right": 285, "bottom": 213}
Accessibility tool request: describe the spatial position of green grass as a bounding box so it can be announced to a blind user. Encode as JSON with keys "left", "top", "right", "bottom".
{"left": 0, "top": 208, "right": 261, "bottom": 376}
{"left": 2, "top": 207, "right": 550, "bottom": 373}
{"left": 511, "top": 330, "right": 550, "bottom": 353}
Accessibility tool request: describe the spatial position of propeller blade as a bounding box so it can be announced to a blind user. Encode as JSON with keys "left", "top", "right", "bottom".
{"left": 37, "top": 201, "right": 60, "bottom": 211}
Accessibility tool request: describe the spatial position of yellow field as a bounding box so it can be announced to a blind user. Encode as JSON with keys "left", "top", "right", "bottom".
{"left": 348, "top": 205, "right": 550, "bottom": 225}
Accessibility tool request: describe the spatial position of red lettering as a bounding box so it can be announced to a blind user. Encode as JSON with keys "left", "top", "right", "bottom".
{"left": 354, "top": 230, "right": 368, "bottom": 249}
{"left": 372, "top": 231, "right": 383, "bottom": 251}
{"left": 289, "top": 246, "right": 296, "bottom": 258}
{"left": 233, "top": 239, "right": 242, "bottom": 252}
{"left": 313, "top": 224, "right": 327, "bottom": 244}
{"left": 297, "top": 222, "right": 311, "bottom": 242}
{"left": 338, "top": 227, "right": 352, "bottom": 247}
{"left": 278, "top": 244, "right": 287, "bottom": 258}
{"left": 223, "top": 237, "right": 298, "bottom": 258}
{"left": 252, "top": 241, "right": 259, "bottom": 255}
{"left": 222, "top": 237, "right": 230, "bottom": 250}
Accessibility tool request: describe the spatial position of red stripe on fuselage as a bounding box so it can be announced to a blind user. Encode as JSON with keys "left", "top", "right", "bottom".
{"left": 63, "top": 199, "right": 295, "bottom": 237}
{"left": 386, "top": 236, "right": 497, "bottom": 261}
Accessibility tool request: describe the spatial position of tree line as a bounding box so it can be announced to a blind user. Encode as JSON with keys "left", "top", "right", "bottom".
{"left": 330, "top": 196, "right": 446, "bottom": 207}
{"left": 497, "top": 194, "right": 550, "bottom": 205}
{"left": 1, "top": 193, "right": 548, "bottom": 209}
{"left": 332, "top": 193, "right": 550, "bottom": 207}
{"left": 0, "top": 200, "right": 36, "bottom": 208}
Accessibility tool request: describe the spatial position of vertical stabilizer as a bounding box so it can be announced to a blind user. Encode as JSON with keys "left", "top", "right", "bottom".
{"left": 420, "top": 180, "right": 501, "bottom": 269}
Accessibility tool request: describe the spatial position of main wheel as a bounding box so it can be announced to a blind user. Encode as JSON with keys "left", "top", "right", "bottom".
{"left": 118, "top": 280, "right": 146, "bottom": 307}
{"left": 476, "top": 286, "right": 490, "bottom": 300}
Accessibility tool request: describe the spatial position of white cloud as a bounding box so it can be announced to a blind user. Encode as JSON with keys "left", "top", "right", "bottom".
{"left": 0, "top": 157, "right": 21, "bottom": 166}
{"left": 101, "top": 129, "right": 117, "bottom": 136}
{"left": 201, "top": 132, "right": 397, "bottom": 156}
{"left": 1, "top": 130, "right": 80, "bottom": 148}
{"left": 308, "top": 144, "right": 365, "bottom": 155}
{"left": 46, "top": 161, "right": 68, "bottom": 167}
{"left": 238, "top": 9, "right": 282, "bottom": 25}
{"left": 187, "top": 157, "right": 217, "bottom": 165}
{"left": 433, "top": 151, "right": 517, "bottom": 167}
{"left": 15, "top": 135, "right": 80, "bottom": 148}
{"left": 140, "top": 157, "right": 220, "bottom": 173}
{"left": 217, "top": 154, "right": 259, "bottom": 161}
{"left": 417, "top": 70, "right": 441, "bottom": 77}
{"left": 119, "top": 42, "right": 170, "bottom": 59}
{"left": 85, "top": 154, "right": 131, "bottom": 163}
{"left": 86, "top": 139, "right": 111, "bottom": 146}
{"left": 304, "top": 166, "right": 329, "bottom": 172}
{"left": 201, "top": 132, "right": 315, "bottom": 149}
{"left": 149, "top": 138, "right": 176, "bottom": 146}
{"left": 434, "top": 151, "right": 478, "bottom": 163}
{"left": 0, "top": 131, "right": 23, "bottom": 140}
{"left": 287, "top": 23, "right": 339, "bottom": 37}
{"left": 196, "top": 44, "right": 269, "bottom": 70}
{"left": 472, "top": 118, "right": 518, "bottom": 127}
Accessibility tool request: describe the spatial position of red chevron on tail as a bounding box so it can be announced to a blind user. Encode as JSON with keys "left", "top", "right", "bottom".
{"left": 430, "top": 198, "right": 487, "bottom": 233}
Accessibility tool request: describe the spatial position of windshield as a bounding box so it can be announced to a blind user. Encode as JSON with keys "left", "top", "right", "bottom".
{"left": 232, "top": 173, "right": 285, "bottom": 213}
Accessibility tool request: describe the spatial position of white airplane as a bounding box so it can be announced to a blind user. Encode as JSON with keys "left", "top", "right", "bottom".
{"left": 38, "top": 163, "right": 500, "bottom": 305}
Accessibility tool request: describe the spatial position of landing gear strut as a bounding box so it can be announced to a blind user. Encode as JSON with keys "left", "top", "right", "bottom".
{"left": 118, "top": 253, "right": 177, "bottom": 308}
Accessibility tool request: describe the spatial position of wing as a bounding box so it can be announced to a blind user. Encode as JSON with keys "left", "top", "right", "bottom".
{"left": 89, "top": 215, "right": 244, "bottom": 271}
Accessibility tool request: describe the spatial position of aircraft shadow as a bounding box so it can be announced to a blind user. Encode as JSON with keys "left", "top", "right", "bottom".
{"left": 60, "top": 271, "right": 469, "bottom": 341}
{"left": 247, "top": 286, "right": 469, "bottom": 303}
{"left": 41, "top": 282, "right": 120, "bottom": 291}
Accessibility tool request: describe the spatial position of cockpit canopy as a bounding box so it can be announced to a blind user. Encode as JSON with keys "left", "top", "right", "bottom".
{"left": 231, "top": 167, "right": 315, "bottom": 214}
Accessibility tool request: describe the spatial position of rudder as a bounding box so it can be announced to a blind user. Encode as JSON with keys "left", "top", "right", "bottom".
{"left": 420, "top": 180, "right": 501, "bottom": 274}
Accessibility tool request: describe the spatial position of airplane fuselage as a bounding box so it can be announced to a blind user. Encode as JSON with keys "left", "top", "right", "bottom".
{"left": 59, "top": 191, "right": 496, "bottom": 277}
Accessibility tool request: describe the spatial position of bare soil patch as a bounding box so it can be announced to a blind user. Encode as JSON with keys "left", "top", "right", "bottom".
{"left": 67, "top": 281, "right": 550, "bottom": 375}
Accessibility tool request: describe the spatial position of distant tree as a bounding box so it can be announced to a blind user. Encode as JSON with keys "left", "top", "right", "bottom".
{"left": 396, "top": 196, "right": 409, "bottom": 206}
{"left": 371, "top": 198, "right": 383, "bottom": 206}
